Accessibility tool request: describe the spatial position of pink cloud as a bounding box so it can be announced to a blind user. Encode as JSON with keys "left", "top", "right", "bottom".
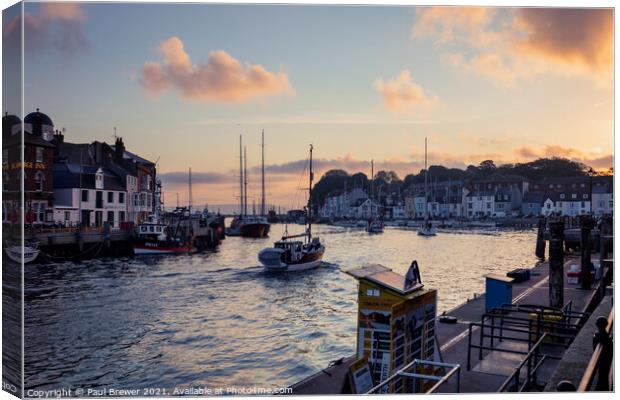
{"left": 374, "top": 70, "right": 438, "bottom": 112}
{"left": 3, "top": 3, "right": 88, "bottom": 56}
{"left": 139, "top": 36, "right": 293, "bottom": 103}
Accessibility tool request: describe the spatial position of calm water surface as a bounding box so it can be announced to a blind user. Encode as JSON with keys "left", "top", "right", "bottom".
{"left": 24, "top": 224, "right": 537, "bottom": 391}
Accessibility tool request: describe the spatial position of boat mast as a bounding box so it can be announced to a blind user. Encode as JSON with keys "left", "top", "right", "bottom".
{"left": 189, "top": 167, "right": 193, "bottom": 214}
{"left": 244, "top": 146, "right": 248, "bottom": 216}
{"left": 370, "top": 159, "right": 374, "bottom": 220}
{"left": 307, "top": 144, "right": 314, "bottom": 241}
{"left": 239, "top": 135, "right": 244, "bottom": 217}
{"left": 424, "top": 137, "right": 428, "bottom": 221}
{"left": 261, "top": 129, "right": 266, "bottom": 216}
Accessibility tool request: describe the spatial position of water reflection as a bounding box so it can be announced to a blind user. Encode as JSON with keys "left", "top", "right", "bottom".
{"left": 24, "top": 224, "right": 536, "bottom": 391}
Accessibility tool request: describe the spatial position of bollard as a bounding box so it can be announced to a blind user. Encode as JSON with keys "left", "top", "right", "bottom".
{"left": 548, "top": 220, "right": 564, "bottom": 309}
{"left": 535, "top": 217, "right": 546, "bottom": 260}
{"left": 556, "top": 381, "right": 576, "bottom": 391}
{"left": 579, "top": 216, "right": 593, "bottom": 290}
{"left": 593, "top": 316, "right": 612, "bottom": 391}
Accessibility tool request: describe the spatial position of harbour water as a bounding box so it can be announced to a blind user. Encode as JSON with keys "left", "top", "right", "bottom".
{"left": 23, "top": 224, "right": 537, "bottom": 392}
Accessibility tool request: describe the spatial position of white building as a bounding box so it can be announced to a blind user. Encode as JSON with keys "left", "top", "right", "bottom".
{"left": 52, "top": 164, "right": 128, "bottom": 228}
{"left": 465, "top": 191, "right": 495, "bottom": 218}
{"left": 592, "top": 183, "right": 613, "bottom": 217}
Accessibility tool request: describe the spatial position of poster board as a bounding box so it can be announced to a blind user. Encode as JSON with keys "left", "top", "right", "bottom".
{"left": 348, "top": 357, "right": 374, "bottom": 394}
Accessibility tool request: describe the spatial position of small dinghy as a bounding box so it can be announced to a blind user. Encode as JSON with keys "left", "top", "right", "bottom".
{"left": 4, "top": 240, "right": 40, "bottom": 264}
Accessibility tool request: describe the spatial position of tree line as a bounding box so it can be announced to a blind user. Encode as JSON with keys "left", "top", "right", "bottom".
{"left": 312, "top": 157, "right": 611, "bottom": 208}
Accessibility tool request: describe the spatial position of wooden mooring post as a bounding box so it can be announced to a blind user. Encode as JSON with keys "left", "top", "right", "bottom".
{"left": 549, "top": 220, "right": 565, "bottom": 308}
{"left": 580, "top": 216, "right": 594, "bottom": 290}
{"left": 535, "top": 217, "right": 546, "bottom": 260}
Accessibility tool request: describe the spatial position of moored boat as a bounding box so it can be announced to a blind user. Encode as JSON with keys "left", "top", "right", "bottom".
{"left": 4, "top": 240, "right": 40, "bottom": 264}
{"left": 132, "top": 219, "right": 192, "bottom": 255}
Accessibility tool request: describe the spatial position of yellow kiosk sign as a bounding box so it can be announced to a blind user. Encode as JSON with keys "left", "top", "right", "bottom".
{"left": 346, "top": 262, "right": 437, "bottom": 394}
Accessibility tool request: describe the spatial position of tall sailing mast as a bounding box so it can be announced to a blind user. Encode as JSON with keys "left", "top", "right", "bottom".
{"left": 188, "top": 167, "right": 193, "bottom": 214}
{"left": 244, "top": 146, "right": 248, "bottom": 216}
{"left": 239, "top": 135, "right": 244, "bottom": 217}
{"left": 424, "top": 137, "right": 428, "bottom": 220}
{"left": 261, "top": 129, "right": 266, "bottom": 216}
{"left": 307, "top": 144, "right": 314, "bottom": 241}
{"left": 370, "top": 159, "right": 374, "bottom": 220}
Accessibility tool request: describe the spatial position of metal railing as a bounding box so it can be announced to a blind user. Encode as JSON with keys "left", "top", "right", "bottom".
{"left": 366, "top": 359, "right": 461, "bottom": 394}
{"left": 498, "top": 333, "right": 556, "bottom": 392}
{"left": 467, "top": 305, "right": 586, "bottom": 371}
{"left": 578, "top": 306, "right": 614, "bottom": 391}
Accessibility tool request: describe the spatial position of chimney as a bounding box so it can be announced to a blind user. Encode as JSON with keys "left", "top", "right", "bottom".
{"left": 53, "top": 129, "right": 64, "bottom": 144}
{"left": 114, "top": 137, "right": 125, "bottom": 163}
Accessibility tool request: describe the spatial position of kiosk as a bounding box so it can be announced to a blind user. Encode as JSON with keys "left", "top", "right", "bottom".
{"left": 346, "top": 261, "right": 437, "bottom": 393}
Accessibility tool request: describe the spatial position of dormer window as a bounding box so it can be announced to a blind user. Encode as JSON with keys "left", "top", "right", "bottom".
{"left": 95, "top": 168, "right": 104, "bottom": 189}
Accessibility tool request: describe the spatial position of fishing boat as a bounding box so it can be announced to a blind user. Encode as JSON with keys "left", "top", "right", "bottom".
{"left": 4, "top": 240, "right": 40, "bottom": 263}
{"left": 132, "top": 217, "right": 193, "bottom": 255}
{"left": 418, "top": 137, "right": 437, "bottom": 237}
{"left": 258, "top": 145, "right": 325, "bottom": 272}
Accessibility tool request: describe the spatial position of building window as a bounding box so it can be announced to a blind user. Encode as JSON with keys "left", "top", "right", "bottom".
{"left": 560, "top": 194, "right": 565, "bottom": 199}
{"left": 583, "top": 194, "right": 589, "bottom": 199}
{"left": 36, "top": 147, "right": 44, "bottom": 162}
{"left": 64, "top": 211, "right": 70, "bottom": 222}
{"left": 34, "top": 171, "right": 44, "bottom": 192}
{"left": 572, "top": 193, "right": 577, "bottom": 199}
{"left": 581, "top": 201, "right": 586, "bottom": 208}
{"left": 119, "top": 211, "right": 126, "bottom": 222}
{"left": 119, "top": 192, "right": 125, "bottom": 204}
{"left": 108, "top": 192, "right": 114, "bottom": 203}
{"left": 82, "top": 190, "right": 89, "bottom": 202}
{"left": 107, "top": 211, "right": 115, "bottom": 227}
{"left": 2, "top": 149, "right": 7, "bottom": 165}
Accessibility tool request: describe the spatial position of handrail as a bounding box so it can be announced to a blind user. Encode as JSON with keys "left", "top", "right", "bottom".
{"left": 498, "top": 333, "right": 549, "bottom": 392}
{"left": 577, "top": 306, "right": 614, "bottom": 391}
{"left": 366, "top": 359, "right": 460, "bottom": 394}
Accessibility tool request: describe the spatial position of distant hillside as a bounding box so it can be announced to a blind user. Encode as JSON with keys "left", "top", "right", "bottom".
{"left": 312, "top": 157, "right": 612, "bottom": 207}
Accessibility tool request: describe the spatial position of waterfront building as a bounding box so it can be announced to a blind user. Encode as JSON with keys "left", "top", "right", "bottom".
{"left": 349, "top": 198, "right": 379, "bottom": 219}
{"left": 2, "top": 110, "right": 56, "bottom": 225}
{"left": 592, "top": 178, "right": 613, "bottom": 217}
{"left": 54, "top": 131, "right": 158, "bottom": 225}
{"left": 521, "top": 191, "right": 545, "bottom": 216}
{"left": 52, "top": 163, "right": 128, "bottom": 227}
{"left": 465, "top": 190, "right": 495, "bottom": 218}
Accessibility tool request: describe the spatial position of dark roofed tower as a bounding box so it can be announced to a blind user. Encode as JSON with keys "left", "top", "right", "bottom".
{"left": 2, "top": 112, "right": 21, "bottom": 141}
{"left": 24, "top": 108, "right": 54, "bottom": 140}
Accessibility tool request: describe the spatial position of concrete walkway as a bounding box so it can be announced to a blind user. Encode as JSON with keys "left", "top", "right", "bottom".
{"left": 290, "top": 255, "right": 610, "bottom": 394}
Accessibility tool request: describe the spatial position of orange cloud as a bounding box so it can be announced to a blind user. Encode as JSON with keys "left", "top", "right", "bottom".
{"left": 139, "top": 36, "right": 293, "bottom": 103}
{"left": 514, "top": 145, "right": 613, "bottom": 170}
{"left": 414, "top": 7, "right": 613, "bottom": 85}
{"left": 40, "top": 3, "right": 85, "bottom": 21}
{"left": 514, "top": 8, "right": 612, "bottom": 72}
{"left": 412, "top": 7, "right": 497, "bottom": 45}
{"left": 374, "top": 70, "right": 438, "bottom": 112}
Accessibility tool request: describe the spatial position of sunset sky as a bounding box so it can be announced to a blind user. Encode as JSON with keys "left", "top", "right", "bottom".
{"left": 3, "top": 2, "right": 614, "bottom": 210}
